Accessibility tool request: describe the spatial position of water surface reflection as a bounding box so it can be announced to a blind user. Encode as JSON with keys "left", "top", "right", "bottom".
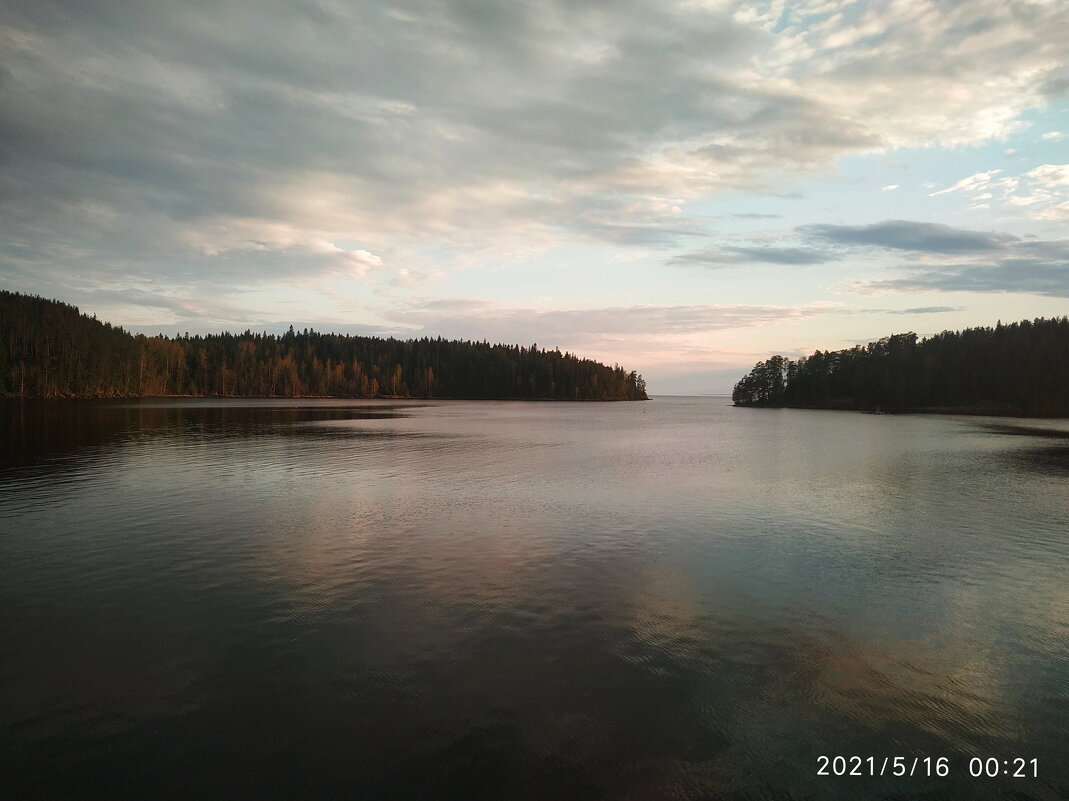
{"left": 1, "top": 398, "right": 1067, "bottom": 799}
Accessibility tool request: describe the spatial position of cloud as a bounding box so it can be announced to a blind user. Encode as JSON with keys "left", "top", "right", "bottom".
{"left": 700, "top": 217, "right": 1069, "bottom": 300}
{"left": 802, "top": 220, "right": 1018, "bottom": 253}
{"left": 929, "top": 163, "right": 1069, "bottom": 220}
{"left": 1041, "top": 131, "right": 1066, "bottom": 140}
{"left": 670, "top": 219, "right": 1064, "bottom": 283}
{"left": 845, "top": 235, "right": 1069, "bottom": 298}
{"left": 788, "top": 217, "right": 1069, "bottom": 298}
{"left": 929, "top": 170, "right": 1005, "bottom": 197}
{"left": 1013, "top": 164, "right": 1069, "bottom": 220}
{"left": 889, "top": 306, "right": 962, "bottom": 314}
{"left": 844, "top": 304, "right": 962, "bottom": 316}
{"left": 2, "top": 0, "right": 1069, "bottom": 307}
{"left": 210, "top": 240, "right": 384, "bottom": 280}
{"left": 385, "top": 299, "right": 837, "bottom": 346}
{"left": 857, "top": 261, "right": 1069, "bottom": 298}
{"left": 881, "top": 184, "right": 900, "bottom": 192}
{"left": 671, "top": 245, "right": 834, "bottom": 266}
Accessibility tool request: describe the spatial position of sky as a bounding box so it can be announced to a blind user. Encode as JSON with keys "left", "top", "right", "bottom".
{"left": 1, "top": 0, "right": 1067, "bottom": 394}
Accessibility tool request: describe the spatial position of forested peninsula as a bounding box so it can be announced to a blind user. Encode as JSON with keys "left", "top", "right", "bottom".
{"left": 0, "top": 291, "right": 647, "bottom": 401}
{"left": 732, "top": 317, "right": 1069, "bottom": 417}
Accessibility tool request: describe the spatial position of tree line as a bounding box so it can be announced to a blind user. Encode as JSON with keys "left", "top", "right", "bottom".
{"left": 732, "top": 317, "right": 1069, "bottom": 416}
{"left": 0, "top": 291, "right": 648, "bottom": 401}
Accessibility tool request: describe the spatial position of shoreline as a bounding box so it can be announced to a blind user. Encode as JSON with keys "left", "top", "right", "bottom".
{"left": 732, "top": 403, "right": 1069, "bottom": 419}
{"left": 1, "top": 394, "right": 648, "bottom": 403}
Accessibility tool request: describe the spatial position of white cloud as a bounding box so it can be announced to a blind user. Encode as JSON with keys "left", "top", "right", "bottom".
{"left": 929, "top": 163, "right": 1069, "bottom": 220}
{"left": 930, "top": 170, "right": 1004, "bottom": 197}
{"left": 1028, "top": 164, "right": 1069, "bottom": 186}
{"left": 1009, "top": 164, "right": 1069, "bottom": 219}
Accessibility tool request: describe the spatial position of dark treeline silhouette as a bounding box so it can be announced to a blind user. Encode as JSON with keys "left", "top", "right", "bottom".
{"left": 1, "top": 291, "right": 648, "bottom": 401}
{"left": 732, "top": 317, "right": 1069, "bottom": 416}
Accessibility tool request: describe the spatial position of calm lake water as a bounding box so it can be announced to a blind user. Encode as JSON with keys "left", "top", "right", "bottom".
{"left": 2, "top": 397, "right": 1067, "bottom": 800}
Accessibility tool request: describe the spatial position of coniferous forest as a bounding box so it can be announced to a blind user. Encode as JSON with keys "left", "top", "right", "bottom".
{"left": 0, "top": 291, "right": 647, "bottom": 401}
{"left": 732, "top": 317, "right": 1069, "bottom": 416}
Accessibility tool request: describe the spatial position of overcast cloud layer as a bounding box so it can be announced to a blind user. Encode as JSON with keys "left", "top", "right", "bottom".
{"left": 2, "top": 0, "right": 1068, "bottom": 391}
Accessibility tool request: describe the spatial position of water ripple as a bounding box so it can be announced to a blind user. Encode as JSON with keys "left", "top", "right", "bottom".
{"left": 2, "top": 398, "right": 1067, "bottom": 799}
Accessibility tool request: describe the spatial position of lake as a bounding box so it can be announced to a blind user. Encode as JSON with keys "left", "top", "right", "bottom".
{"left": 2, "top": 396, "right": 1067, "bottom": 799}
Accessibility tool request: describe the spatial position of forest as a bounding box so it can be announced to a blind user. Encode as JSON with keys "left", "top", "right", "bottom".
{"left": 732, "top": 317, "right": 1069, "bottom": 416}
{"left": 0, "top": 291, "right": 648, "bottom": 401}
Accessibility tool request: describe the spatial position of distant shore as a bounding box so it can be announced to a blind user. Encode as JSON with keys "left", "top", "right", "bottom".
{"left": 733, "top": 403, "right": 1069, "bottom": 419}
{"left": 2, "top": 394, "right": 646, "bottom": 403}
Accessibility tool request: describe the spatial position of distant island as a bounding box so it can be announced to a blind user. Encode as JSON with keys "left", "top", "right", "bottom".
{"left": 0, "top": 291, "right": 647, "bottom": 401}
{"left": 732, "top": 317, "right": 1069, "bottom": 417}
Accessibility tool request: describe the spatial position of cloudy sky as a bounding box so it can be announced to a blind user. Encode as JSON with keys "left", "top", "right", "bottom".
{"left": 2, "top": 0, "right": 1068, "bottom": 393}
